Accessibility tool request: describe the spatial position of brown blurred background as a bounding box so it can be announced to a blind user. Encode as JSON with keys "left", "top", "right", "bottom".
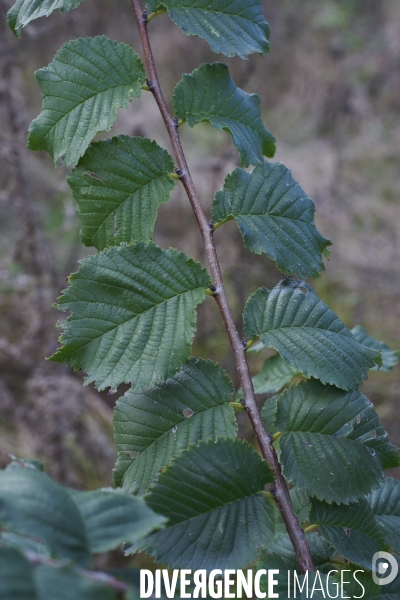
{"left": 1, "top": 0, "right": 399, "bottom": 490}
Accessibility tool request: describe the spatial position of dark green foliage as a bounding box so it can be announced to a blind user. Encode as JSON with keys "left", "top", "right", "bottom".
{"left": 7, "top": 0, "right": 84, "bottom": 37}
{"left": 145, "top": 0, "right": 270, "bottom": 58}
{"left": 368, "top": 477, "right": 400, "bottom": 551}
{"left": 50, "top": 242, "right": 210, "bottom": 391}
{"left": 0, "top": 463, "right": 91, "bottom": 565}
{"left": 7, "top": 0, "right": 400, "bottom": 589}
{"left": 244, "top": 279, "right": 381, "bottom": 390}
{"left": 0, "top": 462, "right": 163, "bottom": 600}
{"left": 351, "top": 325, "right": 399, "bottom": 371}
{"left": 253, "top": 353, "right": 302, "bottom": 394}
{"left": 28, "top": 37, "right": 146, "bottom": 166}
{"left": 0, "top": 546, "right": 37, "bottom": 600}
{"left": 276, "top": 380, "right": 399, "bottom": 503}
{"left": 310, "top": 499, "right": 388, "bottom": 570}
{"left": 173, "top": 63, "right": 275, "bottom": 166}
{"left": 212, "top": 162, "right": 331, "bottom": 278}
{"left": 131, "top": 439, "right": 277, "bottom": 570}
{"left": 68, "top": 136, "right": 176, "bottom": 250}
{"left": 113, "top": 358, "right": 237, "bottom": 492}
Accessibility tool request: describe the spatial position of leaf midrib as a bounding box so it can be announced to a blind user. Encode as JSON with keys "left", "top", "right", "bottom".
{"left": 59, "top": 285, "right": 203, "bottom": 357}
{"left": 172, "top": 3, "right": 265, "bottom": 26}
{"left": 79, "top": 172, "right": 171, "bottom": 243}
{"left": 122, "top": 403, "right": 231, "bottom": 477}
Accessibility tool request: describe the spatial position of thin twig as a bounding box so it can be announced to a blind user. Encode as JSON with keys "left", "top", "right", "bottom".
{"left": 130, "top": 0, "right": 315, "bottom": 574}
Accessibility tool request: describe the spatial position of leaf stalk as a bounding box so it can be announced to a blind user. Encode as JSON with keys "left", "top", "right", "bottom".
{"left": 147, "top": 7, "right": 167, "bottom": 22}
{"left": 303, "top": 524, "right": 319, "bottom": 534}
{"left": 245, "top": 337, "right": 259, "bottom": 350}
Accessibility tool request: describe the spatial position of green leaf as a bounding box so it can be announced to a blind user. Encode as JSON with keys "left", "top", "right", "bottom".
{"left": 276, "top": 380, "right": 399, "bottom": 504}
{"left": 34, "top": 565, "right": 115, "bottom": 600}
{"left": 0, "top": 547, "right": 37, "bottom": 600}
{"left": 368, "top": 477, "right": 400, "bottom": 552}
{"left": 50, "top": 242, "right": 210, "bottom": 391}
{"left": 289, "top": 487, "right": 311, "bottom": 525}
{"left": 7, "top": 0, "right": 83, "bottom": 37}
{"left": 253, "top": 354, "right": 301, "bottom": 395}
{"left": 145, "top": 0, "right": 270, "bottom": 59}
{"left": 0, "top": 464, "right": 90, "bottom": 565}
{"left": 131, "top": 438, "right": 277, "bottom": 570}
{"left": 173, "top": 63, "right": 275, "bottom": 167}
{"left": 243, "top": 278, "right": 381, "bottom": 390}
{"left": 67, "top": 136, "right": 176, "bottom": 251}
{"left": 68, "top": 488, "right": 165, "bottom": 554}
{"left": 310, "top": 498, "right": 388, "bottom": 570}
{"left": 113, "top": 358, "right": 237, "bottom": 493}
{"left": 351, "top": 326, "right": 399, "bottom": 372}
{"left": 274, "top": 487, "right": 311, "bottom": 537}
{"left": 212, "top": 163, "right": 331, "bottom": 278}
{"left": 261, "top": 531, "right": 335, "bottom": 571}
{"left": 261, "top": 395, "right": 279, "bottom": 434}
{"left": 345, "top": 570, "right": 381, "bottom": 600}
{"left": 28, "top": 37, "right": 146, "bottom": 166}
{"left": 0, "top": 531, "right": 50, "bottom": 558}
{"left": 256, "top": 532, "right": 335, "bottom": 598}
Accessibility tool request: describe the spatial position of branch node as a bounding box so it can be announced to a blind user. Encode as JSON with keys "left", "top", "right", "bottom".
{"left": 239, "top": 398, "right": 246, "bottom": 406}
{"left": 175, "top": 167, "right": 183, "bottom": 178}
{"left": 146, "top": 78, "right": 153, "bottom": 89}
{"left": 209, "top": 219, "right": 215, "bottom": 230}
{"left": 142, "top": 10, "right": 148, "bottom": 23}
{"left": 241, "top": 339, "right": 247, "bottom": 348}
{"left": 209, "top": 284, "right": 217, "bottom": 293}
{"left": 173, "top": 116, "right": 179, "bottom": 127}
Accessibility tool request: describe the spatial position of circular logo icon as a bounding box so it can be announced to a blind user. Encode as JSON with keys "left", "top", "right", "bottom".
{"left": 372, "top": 552, "right": 398, "bottom": 585}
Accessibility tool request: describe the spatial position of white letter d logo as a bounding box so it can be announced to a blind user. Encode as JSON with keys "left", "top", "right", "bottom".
{"left": 372, "top": 552, "right": 398, "bottom": 585}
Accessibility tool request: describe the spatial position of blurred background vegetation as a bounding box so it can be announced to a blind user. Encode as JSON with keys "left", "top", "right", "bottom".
{"left": 1, "top": 0, "right": 399, "bottom": 503}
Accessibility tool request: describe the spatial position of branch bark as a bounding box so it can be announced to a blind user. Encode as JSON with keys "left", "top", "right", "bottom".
{"left": 130, "top": 0, "right": 314, "bottom": 573}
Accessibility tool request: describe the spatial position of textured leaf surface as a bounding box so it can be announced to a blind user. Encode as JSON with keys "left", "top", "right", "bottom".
{"left": 276, "top": 380, "right": 399, "bottom": 503}
{"left": 351, "top": 325, "right": 399, "bottom": 372}
{"left": 368, "top": 477, "right": 400, "bottom": 551}
{"left": 7, "top": 0, "right": 83, "bottom": 37}
{"left": 51, "top": 242, "right": 210, "bottom": 391}
{"left": 243, "top": 279, "right": 380, "bottom": 390}
{"left": 0, "top": 546, "right": 37, "bottom": 600}
{"left": 68, "top": 136, "right": 175, "bottom": 250}
{"left": 34, "top": 565, "right": 115, "bottom": 600}
{"left": 28, "top": 37, "right": 146, "bottom": 166}
{"left": 310, "top": 499, "right": 388, "bottom": 570}
{"left": 173, "top": 63, "right": 275, "bottom": 167}
{"left": 274, "top": 487, "right": 311, "bottom": 537}
{"left": 131, "top": 438, "right": 277, "bottom": 570}
{"left": 289, "top": 487, "right": 311, "bottom": 525}
{"left": 261, "top": 395, "right": 279, "bottom": 435}
{"left": 69, "top": 488, "right": 165, "bottom": 553}
{"left": 256, "top": 532, "right": 335, "bottom": 598}
{"left": 260, "top": 531, "right": 334, "bottom": 571}
{"left": 212, "top": 163, "right": 331, "bottom": 278}
{"left": 145, "top": 0, "right": 270, "bottom": 59}
{"left": 0, "top": 464, "right": 90, "bottom": 565}
{"left": 253, "top": 354, "right": 301, "bottom": 395}
{"left": 114, "top": 358, "right": 236, "bottom": 492}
